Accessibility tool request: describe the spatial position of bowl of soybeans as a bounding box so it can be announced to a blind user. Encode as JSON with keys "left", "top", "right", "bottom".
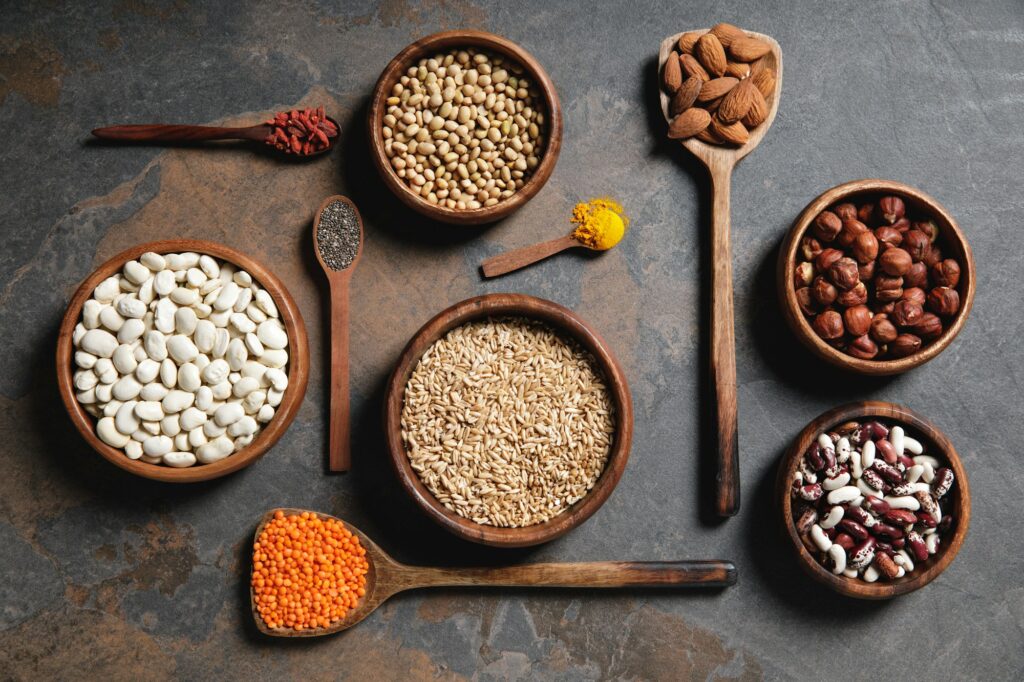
{"left": 368, "top": 30, "right": 563, "bottom": 225}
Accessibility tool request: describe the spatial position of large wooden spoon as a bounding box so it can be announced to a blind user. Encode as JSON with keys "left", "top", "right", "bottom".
{"left": 657, "top": 31, "right": 783, "bottom": 517}
{"left": 251, "top": 509, "right": 737, "bottom": 637}
{"left": 312, "top": 196, "right": 364, "bottom": 472}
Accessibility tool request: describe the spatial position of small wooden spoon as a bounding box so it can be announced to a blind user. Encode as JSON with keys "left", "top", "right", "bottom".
{"left": 92, "top": 118, "right": 339, "bottom": 157}
{"left": 481, "top": 234, "right": 597, "bottom": 278}
{"left": 312, "top": 196, "right": 364, "bottom": 472}
{"left": 657, "top": 31, "right": 783, "bottom": 518}
{"left": 251, "top": 509, "right": 738, "bottom": 637}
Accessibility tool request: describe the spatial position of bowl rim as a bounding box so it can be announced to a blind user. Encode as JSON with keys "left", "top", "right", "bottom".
{"left": 777, "top": 400, "right": 971, "bottom": 599}
{"left": 777, "top": 178, "right": 976, "bottom": 375}
{"left": 383, "top": 293, "right": 634, "bottom": 547}
{"left": 367, "top": 29, "right": 564, "bottom": 226}
{"left": 56, "top": 239, "right": 310, "bottom": 483}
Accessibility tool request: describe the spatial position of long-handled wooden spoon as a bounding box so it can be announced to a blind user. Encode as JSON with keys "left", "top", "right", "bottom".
{"left": 657, "top": 31, "right": 783, "bottom": 517}
{"left": 481, "top": 234, "right": 595, "bottom": 278}
{"left": 312, "top": 196, "right": 364, "bottom": 472}
{"left": 250, "top": 509, "right": 738, "bottom": 637}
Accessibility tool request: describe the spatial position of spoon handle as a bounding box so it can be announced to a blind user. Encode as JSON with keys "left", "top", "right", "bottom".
{"left": 709, "top": 161, "right": 740, "bottom": 517}
{"left": 480, "top": 234, "right": 579, "bottom": 278}
{"left": 328, "top": 278, "right": 351, "bottom": 472}
{"left": 403, "top": 560, "right": 736, "bottom": 589}
{"left": 92, "top": 124, "right": 267, "bottom": 143}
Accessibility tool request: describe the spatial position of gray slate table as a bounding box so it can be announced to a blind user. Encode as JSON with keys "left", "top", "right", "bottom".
{"left": 1, "top": 1, "right": 1020, "bottom": 679}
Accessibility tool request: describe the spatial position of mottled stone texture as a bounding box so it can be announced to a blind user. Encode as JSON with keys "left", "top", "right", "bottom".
{"left": 0, "top": 0, "right": 1021, "bottom": 679}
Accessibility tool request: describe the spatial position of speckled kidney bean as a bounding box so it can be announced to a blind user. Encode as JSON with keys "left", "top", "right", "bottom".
{"left": 883, "top": 509, "right": 918, "bottom": 526}
{"left": 838, "top": 519, "right": 869, "bottom": 541}
{"left": 797, "top": 483, "right": 824, "bottom": 502}
{"left": 848, "top": 538, "right": 877, "bottom": 570}
{"left": 907, "top": 531, "right": 929, "bottom": 562}
{"left": 932, "top": 468, "right": 954, "bottom": 497}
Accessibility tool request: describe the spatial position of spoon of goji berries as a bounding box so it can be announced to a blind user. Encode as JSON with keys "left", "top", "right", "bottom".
{"left": 92, "top": 106, "right": 339, "bottom": 157}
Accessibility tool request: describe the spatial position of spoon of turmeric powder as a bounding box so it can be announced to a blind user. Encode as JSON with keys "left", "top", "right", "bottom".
{"left": 480, "top": 199, "right": 629, "bottom": 278}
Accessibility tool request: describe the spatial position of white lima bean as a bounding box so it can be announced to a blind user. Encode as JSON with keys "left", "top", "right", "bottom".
{"left": 71, "top": 253, "right": 290, "bottom": 467}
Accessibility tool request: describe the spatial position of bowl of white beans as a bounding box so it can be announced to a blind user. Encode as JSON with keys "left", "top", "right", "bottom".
{"left": 368, "top": 30, "right": 563, "bottom": 225}
{"left": 56, "top": 240, "right": 309, "bottom": 483}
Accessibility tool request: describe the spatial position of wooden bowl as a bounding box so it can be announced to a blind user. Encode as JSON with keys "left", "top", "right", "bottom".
{"left": 777, "top": 401, "right": 970, "bottom": 599}
{"left": 368, "top": 30, "right": 563, "bottom": 225}
{"left": 778, "top": 179, "right": 975, "bottom": 375}
{"left": 383, "top": 293, "right": 633, "bottom": 547}
{"left": 56, "top": 240, "right": 310, "bottom": 483}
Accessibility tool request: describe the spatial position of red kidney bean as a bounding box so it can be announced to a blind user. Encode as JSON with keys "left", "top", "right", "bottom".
{"left": 876, "top": 439, "right": 898, "bottom": 464}
{"left": 891, "top": 537, "right": 906, "bottom": 549}
{"left": 797, "top": 483, "right": 823, "bottom": 502}
{"left": 805, "top": 444, "right": 825, "bottom": 471}
{"left": 918, "top": 514, "right": 937, "bottom": 529}
{"left": 849, "top": 538, "right": 877, "bottom": 570}
{"left": 839, "top": 519, "right": 869, "bottom": 540}
{"left": 862, "top": 496, "right": 891, "bottom": 515}
{"left": 824, "top": 526, "right": 837, "bottom": 540}
{"left": 933, "top": 467, "right": 954, "bottom": 498}
{"left": 843, "top": 505, "right": 876, "bottom": 527}
{"left": 939, "top": 515, "right": 954, "bottom": 533}
{"left": 907, "top": 531, "right": 929, "bottom": 562}
{"left": 875, "top": 542, "right": 894, "bottom": 557}
{"left": 866, "top": 421, "right": 890, "bottom": 439}
{"left": 834, "top": 533, "right": 856, "bottom": 551}
{"left": 883, "top": 509, "right": 918, "bottom": 526}
{"left": 871, "top": 522, "right": 904, "bottom": 541}
{"left": 897, "top": 454, "right": 915, "bottom": 469}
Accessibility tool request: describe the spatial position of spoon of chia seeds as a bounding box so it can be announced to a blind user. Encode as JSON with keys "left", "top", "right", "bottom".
{"left": 312, "top": 195, "right": 364, "bottom": 472}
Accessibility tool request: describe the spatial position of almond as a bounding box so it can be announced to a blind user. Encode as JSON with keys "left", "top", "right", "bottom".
{"left": 749, "top": 56, "right": 768, "bottom": 77}
{"left": 717, "top": 79, "right": 757, "bottom": 124}
{"left": 678, "top": 31, "right": 703, "bottom": 54}
{"left": 751, "top": 67, "right": 775, "bottom": 99}
{"left": 680, "top": 54, "right": 710, "bottom": 82}
{"left": 667, "top": 108, "right": 712, "bottom": 139}
{"left": 729, "top": 37, "right": 772, "bottom": 62}
{"left": 704, "top": 95, "right": 724, "bottom": 113}
{"left": 695, "top": 126, "right": 723, "bottom": 145}
{"left": 669, "top": 76, "right": 703, "bottom": 116}
{"left": 695, "top": 33, "right": 727, "bottom": 77}
{"left": 741, "top": 85, "right": 768, "bottom": 127}
{"left": 725, "top": 61, "right": 750, "bottom": 79}
{"left": 697, "top": 77, "right": 739, "bottom": 102}
{"left": 711, "top": 117, "right": 749, "bottom": 145}
{"left": 663, "top": 51, "right": 683, "bottom": 93}
{"left": 710, "top": 22, "right": 747, "bottom": 48}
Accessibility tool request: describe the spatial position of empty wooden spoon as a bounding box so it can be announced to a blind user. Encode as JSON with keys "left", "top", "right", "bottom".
{"left": 250, "top": 509, "right": 738, "bottom": 637}
{"left": 657, "top": 30, "right": 783, "bottom": 517}
{"left": 312, "top": 196, "right": 364, "bottom": 472}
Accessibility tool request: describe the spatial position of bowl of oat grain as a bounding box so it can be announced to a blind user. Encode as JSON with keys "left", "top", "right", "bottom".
{"left": 383, "top": 294, "right": 633, "bottom": 547}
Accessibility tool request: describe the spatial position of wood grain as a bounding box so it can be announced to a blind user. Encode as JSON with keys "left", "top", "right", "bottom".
{"left": 777, "top": 401, "right": 971, "bottom": 599}
{"left": 658, "top": 30, "right": 784, "bottom": 517}
{"left": 251, "top": 509, "right": 737, "bottom": 637}
{"left": 311, "top": 195, "right": 365, "bottom": 472}
{"left": 92, "top": 124, "right": 270, "bottom": 143}
{"left": 367, "top": 30, "right": 563, "bottom": 225}
{"left": 480, "top": 234, "right": 580, "bottom": 278}
{"left": 382, "top": 293, "right": 633, "bottom": 547}
{"left": 777, "top": 179, "right": 976, "bottom": 375}
{"left": 56, "top": 240, "right": 310, "bottom": 483}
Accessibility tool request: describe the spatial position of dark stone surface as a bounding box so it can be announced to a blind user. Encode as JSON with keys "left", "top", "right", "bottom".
{"left": 1, "top": 0, "right": 1021, "bottom": 679}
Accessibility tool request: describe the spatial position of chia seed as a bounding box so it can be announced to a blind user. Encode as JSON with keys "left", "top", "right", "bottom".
{"left": 317, "top": 200, "right": 361, "bottom": 271}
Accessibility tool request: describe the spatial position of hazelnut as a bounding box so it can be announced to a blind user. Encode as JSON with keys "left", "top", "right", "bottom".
{"left": 914, "top": 312, "right": 944, "bottom": 340}
{"left": 875, "top": 226, "right": 903, "bottom": 249}
{"left": 815, "top": 248, "right": 844, "bottom": 272}
{"left": 870, "top": 314, "right": 899, "bottom": 344}
{"left": 889, "top": 333, "right": 922, "bottom": 358}
{"left": 813, "top": 310, "right": 844, "bottom": 340}
{"left": 891, "top": 217, "right": 911, "bottom": 233}
{"left": 857, "top": 259, "right": 876, "bottom": 281}
{"left": 878, "top": 196, "right": 906, "bottom": 225}
{"left": 837, "top": 281, "right": 868, "bottom": 307}
{"left": 903, "top": 261, "right": 929, "bottom": 289}
{"left": 932, "top": 259, "right": 961, "bottom": 288}
{"left": 901, "top": 287, "right": 927, "bottom": 306}
{"left": 891, "top": 299, "right": 924, "bottom": 327}
{"left": 795, "top": 287, "right": 818, "bottom": 316}
{"left": 874, "top": 274, "right": 904, "bottom": 302}
{"left": 928, "top": 287, "right": 960, "bottom": 316}
{"left": 874, "top": 301, "right": 896, "bottom": 315}
{"left": 922, "top": 245, "right": 943, "bottom": 267}
{"left": 879, "top": 247, "right": 912, "bottom": 276}
{"left": 828, "top": 257, "right": 860, "bottom": 290}
{"left": 913, "top": 219, "right": 939, "bottom": 243}
{"left": 811, "top": 276, "right": 838, "bottom": 305}
{"left": 902, "top": 230, "right": 930, "bottom": 262}
{"left": 857, "top": 203, "right": 875, "bottom": 225}
{"left": 833, "top": 203, "right": 857, "bottom": 222}
{"left": 848, "top": 335, "right": 879, "bottom": 360}
{"left": 852, "top": 231, "right": 879, "bottom": 263}
{"left": 838, "top": 219, "right": 869, "bottom": 248}
{"left": 812, "top": 211, "right": 842, "bottom": 242}
{"left": 844, "top": 305, "right": 872, "bottom": 337}
{"left": 800, "top": 236, "right": 823, "bottom": 261}
{"left": 794, "top": 261, "right": 815, "bottom": 289}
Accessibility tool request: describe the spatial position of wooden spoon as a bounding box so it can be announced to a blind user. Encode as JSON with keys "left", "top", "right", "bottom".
{"left": 480, "top": 234, "right": 597, "bottom": 278}
{"left": 312, "top": 196, "right": 364, "bottom": 472}
{"left": 657, "top": 31, "right": 783, "bottom": 517}
{"left": 251, "top": 509, "right": 738, "bottom": 637}
{"left": 92, "top": 117, "right": 339, "bottom": 157}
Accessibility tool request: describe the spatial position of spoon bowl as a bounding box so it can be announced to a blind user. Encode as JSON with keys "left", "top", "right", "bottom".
{"left": 250, "top": 508, "right": 738, "bottom": 637}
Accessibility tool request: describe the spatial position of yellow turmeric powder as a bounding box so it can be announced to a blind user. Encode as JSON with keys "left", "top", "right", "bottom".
{"left": 571, "top": 198, "right": 629, "bottom": 250}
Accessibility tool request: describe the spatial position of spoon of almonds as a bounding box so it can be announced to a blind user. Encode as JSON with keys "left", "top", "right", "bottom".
{"left": 657, "top": 23, "right": 783, "bottom": 518}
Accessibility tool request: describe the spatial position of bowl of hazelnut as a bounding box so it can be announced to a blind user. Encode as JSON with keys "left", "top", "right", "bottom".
{"left": 778, "top": 179, "right": 975, "bottom": 375}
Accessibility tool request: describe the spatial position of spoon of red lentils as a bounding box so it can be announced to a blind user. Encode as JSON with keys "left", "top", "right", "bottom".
{"left": 92, "top": 105, "right": 339, "bottom": 157}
